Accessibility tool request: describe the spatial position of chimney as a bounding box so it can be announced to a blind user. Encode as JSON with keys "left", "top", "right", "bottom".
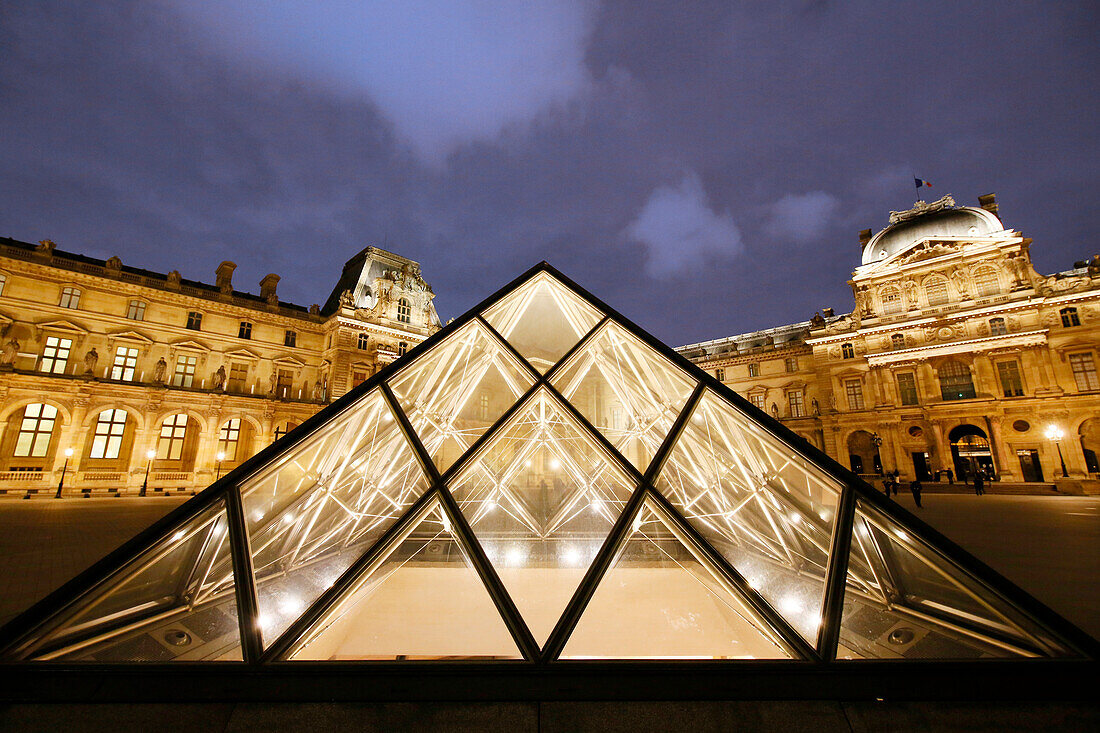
{"left": 858, "top": 229, "right": 872, "bottom": 249}
{"left": 215, "top": 261, "right": 236, "bottom": 295}
{"left": 260, "top": 273, "right": 280, "bottom": 303}
{"left": 978, "top": 193, "right": 998, "bottom": 217}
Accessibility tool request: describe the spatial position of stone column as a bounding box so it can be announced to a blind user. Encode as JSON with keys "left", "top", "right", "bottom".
{"left": 129, "top": 425, "right": 159, "bottom": 495}
{"left": 973, "top": 355, "right": 999, "bottom": 398}
{"left": 919, "top": 362, "right": 939, "bottom": 402}
{"left": 886, "top": 423, "right": 909, "bottom": 480}
{"left": 928, "top": 420, "right": 949, "bottom": 474}
{"left": 986, "top": 415, "right": 1019, "bottom": 482}
{"left": 869, "top": 366, "right": 890, "bottom": 407}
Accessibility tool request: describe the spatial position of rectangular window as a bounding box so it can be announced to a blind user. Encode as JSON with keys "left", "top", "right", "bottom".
{"left": 58, "top": 287, "right": 80, "bottom": 309}
{"left": 186, "top": 311, "right": 203, "bottom": 330}
{"left": 126, "top": 300, "right": 146, "bottom": 321}
{"left": 748, "top": 363, "right": 759, "bottom": 378}
{"left": 217, "top": 418, "right": 241, "bottom": 461}
{"left": 989, "top": 317, "right": 1007, "bottom": 336}
{"left": 14, "top": 403, "right": 58, "bottom": 458}
{"left": 0, "top": 273, "right": 6, "bottom": 296}
{"left": 749, "top": 393, "right": 766, "bottom": 411}
{"left": 228, "top": 362, "right": 248, "bottom": 392}
{"left": 896, "top": 372, "right": 919, "bottom": 406}
{"left": 40, "top": 336, "right": 72, "bottom": 374}
{"left": 477, "top": 393, "right": 490, "bottom": 420}
{"left": 90, "top": 409, "right": 127, "bottom": 459}
{"left": 1069, "top": 352, "right": 1100, "bottom": 391}
{"left": 277, "top": 369, "right": 293, "bottom": 398}
{"left": 845, "top": 379, "right": 865, "bottom": 410}
{"left": 996, "top": 360, "right": 1024, "bottom": 397}
{"left": 357, "top": 332, "right": 369, "bottom": 350}
{"left": 785, "top": 357, "right": 798, "bottom": 373}
{"left": 238, "top": 321, "right": 252, "bottom": 339}
{"left": 787, "top": 390, "right": 804, "bottom": 417}
{"left": 398, "top": 341, "right": 408, "bottom": 356}
{"left": 1061, "top": 308, "right": 1080, "bottom": 328}
{"left": 172, "top": 355, "right": 197, "bottom": 387}
{"left": 352, "top": 370, "right": 369, "bottom": 388}
{"left": 156, "top": 414, "right": 188, "bottom": 460}
{"left": 110, "top": 346, "right": 139, "bottom": 381}
{"left": 284, "top": 330, "right": 297, "bottom": 347}
{"left": 715, "top": 368, "right": 725, "bottom": 381}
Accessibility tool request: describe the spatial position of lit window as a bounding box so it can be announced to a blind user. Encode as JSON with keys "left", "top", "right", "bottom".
{"left": 989, "top": 317, "right": 1007, "bottom": 336}
{"left": 39, "top": 336, "right": 72, "bottom": 374}
{"left": 276, "top": 369, "right": 293, "bottom": 398}
{"left": 841, "top": 343, "right": 854, "bottom": 359}
{"left": 58, "top": 286, "right": 80, "bottom": 309}
{"left": 0, "top": 273, "right": 6, "bottom": 296}
{"left": 787, "top": 390, "right": 804, "bottom": 417}
{"left": 352, "top": 370, "right": 368, "bottom": 388}
{"left": 156, "top": 414, "right": 188, "bottom": 460}
{"left": 110, "top": 346, "right": 139, "bottom": 381}
{"left": 284, "top": 330, "right": 297, "bottom": 347}
{"left": 938, "top": 360, "right": 976, "bottom": 400}
{"left": 357, "top": 333, "right": 369, "bottom": 350}
{"left": 844, "top": 379, "right": 864, "bottom": 410}
{"left": 126, "top": 300, "right": 146, "bottom": 321}
{"left": 217, "top": 419, "right": 241, "bottom": 461}
{"left": 896, "top": 372, "right": 919, "bottom": 406}
{"left": 891, "top": 334, "right": 905, "bottom": 349}
{"left": 228, "top": 362, "right": 248, "bottom": 392}
{"left": 715, "top": 368, "right": 725, "bottom": 381}
{"left": 1060, "top": 307, "right": 1080, "bottom": 328}
{"left": 89, "top": 409, "right": 127, "bottom": 459}
{"left": 398, "top": 341, "right": 408, "bottom": 356}
{"left": 14, "top": 403, "right": 58, "bottom": 457}
{"left": 238, "top": 322, "right": 252, "bottom": 340}
{"left": 274, "top": 421, "right": 297, "bottom": 441}
{"left": 785, "top": 357, "right": 797, "bottom": 373}
{"left": 924, "top": 276, "right": 949, "bottom": 307}
{"left": 996, "top": 361, "right": 1024, "bottom": 397}
{"left": 749, "top": 393, "right": 766, "bottom": 411}
{"left": 186, "top": 311, "right": 203, "bottom": 330}
{"left": 748, "top": 362, "right": 759, "bottom": 377}
{"left": 397, "top": 298, "right": 411, "bottom": 323}
{"left": 972, "top": 266, "right": 1000, "bottom": 297}
{"left": 881, "top": 287, "right": 903, "bottom": 315}
{"left": 477, "top": 393, "right": 490, "bottom": 420}
{"left": 172, "top": 355, "right": 197, "bottom": 387}
{"left": 1069, "top": 353, "right": 1099, "bottom": 391}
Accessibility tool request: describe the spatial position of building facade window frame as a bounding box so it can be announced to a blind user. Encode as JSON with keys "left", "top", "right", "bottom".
{"left": 880, "top": 286, "right": 904, "bottom": 315}
{"left": 227, "top": 362, "right": 248, "bottom": 392}
{"left": 896, "top": 371, "right": 919, "bottom": 406}
{"left": 89, "top": 408, "right": 128, "bottom": 460}
{"left": 185, "top": 311, "right": 203, "bottom": 331}
{"left": 1069, "top": 351, "right": 1099, "bottom": 391}
{"left": 397, "top": 298, "right": 411, "bottom": 323}
{"left": 749, "top": 392, "right": 766, "bottom": 411}
{"left": 238, "top": 321, "right": 252, "bottom": 340}
{"left": 172, "top": 354, "right": 197, "bottom": 388}
{"left": 841, "top": 343, "right": 854, "bottom": 359}
{"left": 924, "top": 275, "right": 950, "bottom": 307}
{"left": 14, "top": 403, "right": 58, "bottom": 458}
{"left": 995, "top": 359, "right": 1025, "bottom": 397}
{"left": 357, "top": 332, "right": 369, "bottom": 350}
{"left": 715, "top": 368, "right": 725, "bottom": 381}
{"left": 989, "top": 317, "right": 1007, "bottom": 336}
{"left": 398, "top": 341, "right": 408, "bottom": 357}
{"left": 1060, "top": 307, "right": 1080, "bottom": 328}
{"left": 39, "top": 336, "right": 73, "bottom": 374}
{"left": 748, "top": 362, "right": 759, "bottom": 377}
{"left": 844, "top": 378, "right": 865, "bottom": 410}
{"left": 126, "top": 300, "right": 146, "bottom": 321}
{"left": 890, "top": 333, "right": 906, "bottom": 349}
{"left": 938, "top": 359, "right": 977, "bottom": 401}
{"left": 784, "top": 357, "right": 798, "bottom": 373}
{"left": 58, "top": 286, "right": 81, "bottom": 310}
{"left": 156, "top": 414, "right": 189, "bottom": 460}
{"left": 0, "top": 272, "right": 7, "bottom": 296}
{"left": 284, "top": 330, "right": 296, "bottom": 347}
{"left": 217, "top": 418, "right": 241, "bottom": 461}
{"left": 787, "top": 389, "right": 804, "bottom": 417}
{"left": 972, "top": 265, "right": 1001, "bottom": 297}
{"left": 109, "top": 345, "right": 139, "bottom": 381}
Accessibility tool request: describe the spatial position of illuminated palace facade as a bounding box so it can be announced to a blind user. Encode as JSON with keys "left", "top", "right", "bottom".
{"left": 0, "top": 240, "right": 439, "bottom": 497}
{"left": 678, "top": 194, "right": 1100, "bottom": 490}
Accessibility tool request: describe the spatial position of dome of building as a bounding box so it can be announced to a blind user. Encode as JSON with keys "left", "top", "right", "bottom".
{"left": 861, "top": 205, "right": 1004, "bottom": 265}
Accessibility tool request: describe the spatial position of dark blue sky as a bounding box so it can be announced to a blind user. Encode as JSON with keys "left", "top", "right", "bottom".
{"left": 2, "top": 2, "right": 1097, "bottom": 344}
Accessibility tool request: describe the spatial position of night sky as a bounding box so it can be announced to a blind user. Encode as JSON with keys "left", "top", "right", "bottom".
{"left": 2, "top": 2, "right": 1096, "bottom": 345}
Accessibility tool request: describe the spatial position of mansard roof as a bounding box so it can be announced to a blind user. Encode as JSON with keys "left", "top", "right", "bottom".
{"left": 861, "top": 199, "right": 1007, "bottom": 266}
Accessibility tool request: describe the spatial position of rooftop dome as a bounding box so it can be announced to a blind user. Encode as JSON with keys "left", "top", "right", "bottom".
{"left": 861, "top": 203, "right": 1004, "bottom": 265}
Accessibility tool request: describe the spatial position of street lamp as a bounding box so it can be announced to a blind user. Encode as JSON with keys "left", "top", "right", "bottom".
{"left": 215, "top": 451, "right": 226, "bottom": 481}
{"left": 1045, "top": 425, "right": 1069, "bottom": 478}
{"left": 55, "top": 447, "right": 74, "bottom": 499}
{"left": 140, "top": 448, "right": 156, "bottom": 496}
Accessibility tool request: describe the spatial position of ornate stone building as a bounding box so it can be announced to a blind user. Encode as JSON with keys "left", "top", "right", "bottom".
{"left": 679, "top": 194, "right": 1100, "bottom": 491}
{"left": 0, "top": 238, "right": 439, "bottom": 496}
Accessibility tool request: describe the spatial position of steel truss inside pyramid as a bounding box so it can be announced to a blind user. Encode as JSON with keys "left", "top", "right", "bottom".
{"left": 1, "top": 266, "right": 1094, "bottom": 665}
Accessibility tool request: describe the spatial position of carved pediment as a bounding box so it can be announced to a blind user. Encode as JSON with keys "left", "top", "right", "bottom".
{"left": 106, "top": 329, "right": 154, "bottom": 345}
{"left": 225, "top": 348, "right": 261, "bottom": 361}
{"left": 34, "top": 319, "right": 90, "bottom": 343}
{"left": 169, "top": 339, "right": 209, "bottom": 353}
{"left": 272, "top": 354, "right": 306, "bottom": 369}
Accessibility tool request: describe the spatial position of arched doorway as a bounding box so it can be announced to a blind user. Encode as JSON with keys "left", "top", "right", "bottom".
{"left": 949, "top": 424, "right": 994, "bottom": 482}
{"left": 847, "top": 430, "right": 882, "bottom": 476}
{"left": 1079, "top": 418, "right": 1100, "bottom": 475}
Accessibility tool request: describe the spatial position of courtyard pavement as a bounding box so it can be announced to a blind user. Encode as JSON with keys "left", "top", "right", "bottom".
{"left": 0, "top": 494, "right": 1096, "bottom": 641}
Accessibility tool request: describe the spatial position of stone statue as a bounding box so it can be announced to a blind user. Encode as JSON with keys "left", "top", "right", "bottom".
{"left": 811, "top": 397, "right": 820, "bottom": 417}
{"left": 268, "top": 371, "right": 278, "bottom": 396}
{"left": 770, "top": 403, "right": 779, "bottom": 419}
{"left": 153, "top": 357, "right": 167, "bottom": 383}
{"left": 311, "top": 379, "right": 323, "bottom": 401}
{"left": 339, "top": 289, "right": 355, "bottom": 309}
{"left": 212, "top": 365, "right": 227, "bottom": 391}
{"left": 83, "top": 347, "right": 99, "bottom": 376}
{"left": 0, "top": 338, "right": 18, "bottom": 367}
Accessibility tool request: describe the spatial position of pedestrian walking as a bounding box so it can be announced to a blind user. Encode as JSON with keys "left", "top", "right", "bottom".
{"left": 892, "top": 470, "right": 901, "bottom": 495}
{"left": 945, "top": 468, "right": 954, "bottom": 484}
{"left": 974, "top": 471, "right": 985, "bottom": 496}
{"left": 909, "top": 479, "right": 922, "bottom": 508}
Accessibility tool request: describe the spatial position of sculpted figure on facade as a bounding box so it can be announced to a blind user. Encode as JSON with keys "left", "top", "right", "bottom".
{"left": 311, "top": 378, "right": 323, "bottom": 401}
{"left": 153, "top": 356, "right": 167, "bottom": 384}
{"left": 950, "top": 269, "right": 969, "bottom": 298}
{"left": 1, "top": 337, "right": 18, "bottom": 367}
{"left": 83, "top": 347, "right": 99, "bottom": 376}
{"left": 213, "top": 365, "right": 227, "bottom": 391}
{"left": 268, "top": 370, "right": 278, "bottom": 396}
{"left": 338, "top": 289, "right": 355, "bottom": 310}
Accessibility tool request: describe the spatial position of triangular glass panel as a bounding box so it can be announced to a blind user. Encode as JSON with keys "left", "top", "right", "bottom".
{"left": 287, "top": 500, "right": 522, "bottom": 660}
{"left": 448, "top": 388, "right": 635, "bottom": 646}
{"left": 550, "top": 320, "right": 695, "bottom": 470}
{"left": 655, "top": 389, "right": 842, "bottom": 644}
{"left": 481, "top": 271, "right": 603, "bottom": 373}
{"left": 838, "top": 500, "right": 1076, "bottom": 659}
{"left": 239, "top": 389, "right": 431, "bottom": 646}
{"left": 560, "top": 500, "right": 793, "bottom": 659}
{"left": 389, "top": 319, "right": 536, "bottom": 472}
{"left": 17, "top": 499, "right": 241, "bottom": 662}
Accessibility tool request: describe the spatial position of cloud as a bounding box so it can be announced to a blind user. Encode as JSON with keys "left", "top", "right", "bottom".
{"left": 624, "top": 173, "right": 742, "bottom": 277}
{"left": 170, "top": 1, "right": 597, "bottom": 164}
{"left": 765, "top": 191, "right": 840, "bottom": 243}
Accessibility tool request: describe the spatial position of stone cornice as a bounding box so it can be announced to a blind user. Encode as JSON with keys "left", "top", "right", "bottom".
{"left": 865, "top": 329, "right": 1048, "bottom": 367}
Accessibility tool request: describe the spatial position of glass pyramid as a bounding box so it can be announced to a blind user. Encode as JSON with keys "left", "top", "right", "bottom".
{"left": 0, "top": 264, "right": 1092, "bottom": 665}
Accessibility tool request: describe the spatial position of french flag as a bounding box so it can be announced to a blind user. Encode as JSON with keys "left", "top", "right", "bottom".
{"left": 914, "top": 178, "right": 933, "bottom": 189}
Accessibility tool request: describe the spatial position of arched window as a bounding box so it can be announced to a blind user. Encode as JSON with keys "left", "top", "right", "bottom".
{"left": 880, "top": 286, "right": 904, "bottom": 316}
{"left": 891, "top": 333, "right": 906, "bottom": 349}
{"left": 14, "top": 404, "right": 58, "bottom": 457}
{"left": 972, "top": 266, "right": 1000, "bottom": 297}
{"left": 217, "top": 419, "right": 241, "bottom": 460}
{"left": 841, "top": 343, "right": 854, "bottom": 359}
{"left": 89, "top": 409, "right": 127, "bottom": 459}
{"left": 58, "top": 286, "right": 81, "bottom": 309}
{"left": 938, "top": 360, "right": 976, "bottom": 401}
{"left": 924, "top": 276, "right": 950, "bottom": 307}
{"left": 989, "top": 317, "right": 1007, "bottom": 336}
{"left": 1061, "top": 307, "right": 1080, "bottom": 328}
{"left": 156, "top": 414, "right": 189, "bottom": 460}
{"left": 273, "top": 421, "right": 298, "bottom": 441}
{"left": 397, "top": 298, "right": 411, "bottom": 323}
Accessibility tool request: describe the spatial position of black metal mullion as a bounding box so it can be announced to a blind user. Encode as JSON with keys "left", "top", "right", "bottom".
{"left": 438, "top": 382, "right": 542, "bottom": 486}
{"left": 261, "top": 488, "right": 440, "bottom": 662}
{"left": 224, "top": 484, "right": 263, "bottom": 663}
{"left": 541, "top": 315, "right": 610, "bottom": 384}
{"left": 644, "top": 487, "right": 819, "bottom": 661}
{"left": 475, "top": 314, "right": 542, "bottom": 384}
{"left": 541, "top": 380, "right": 644, "bottom": 487}
{"left": 816, "top": 483, "right": 857, "bottom": 661}
{"left": 642, "top": 383, "right": 705, "bottom": 485}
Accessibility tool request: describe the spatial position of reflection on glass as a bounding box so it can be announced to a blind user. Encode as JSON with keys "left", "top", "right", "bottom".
{"left": 656, "top": 389, "right": 841, "bottom": 643}
{"left": 240, "top": 389, "right": 430, "bottom": 647}
{"left": 561, "top": 501, "right": 792, "bottom": 659}
{"left": 27, "top": 500, "right": 240, "bottom": 662}
{"left": 289, "top": 501, "right": 521, "bottom": 660}
{"left": 551, "top": 321, "right": 695, "bottom": 470}
{"left": 389, "top": 319, "right": 535, "bottom": 471}
{"left": 839, "top": 501, "right": 1074, "bottom": 659}
{"left": 450, "top": 388, "right": 635, "bottom": 645}
{"left": 482, "top": 271, "right": 603, "bottom": 373}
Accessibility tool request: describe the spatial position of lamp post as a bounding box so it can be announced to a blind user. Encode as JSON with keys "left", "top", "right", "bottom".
{"left": 54, "top": 447, "right": 74, "bottom": 499}
{"left": 1045, "top": 425, "right": 1069, "bottom": 478}
{"left": 140, "top": 448, "right": 156, "bottom": 496}
{"left": 215, "top": 451, "right": 226, "bottom": 481}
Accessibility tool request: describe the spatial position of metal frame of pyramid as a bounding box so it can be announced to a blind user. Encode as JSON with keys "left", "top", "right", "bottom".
{"left": 0, "top": 263, "right": 1096, "bottom": 676}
